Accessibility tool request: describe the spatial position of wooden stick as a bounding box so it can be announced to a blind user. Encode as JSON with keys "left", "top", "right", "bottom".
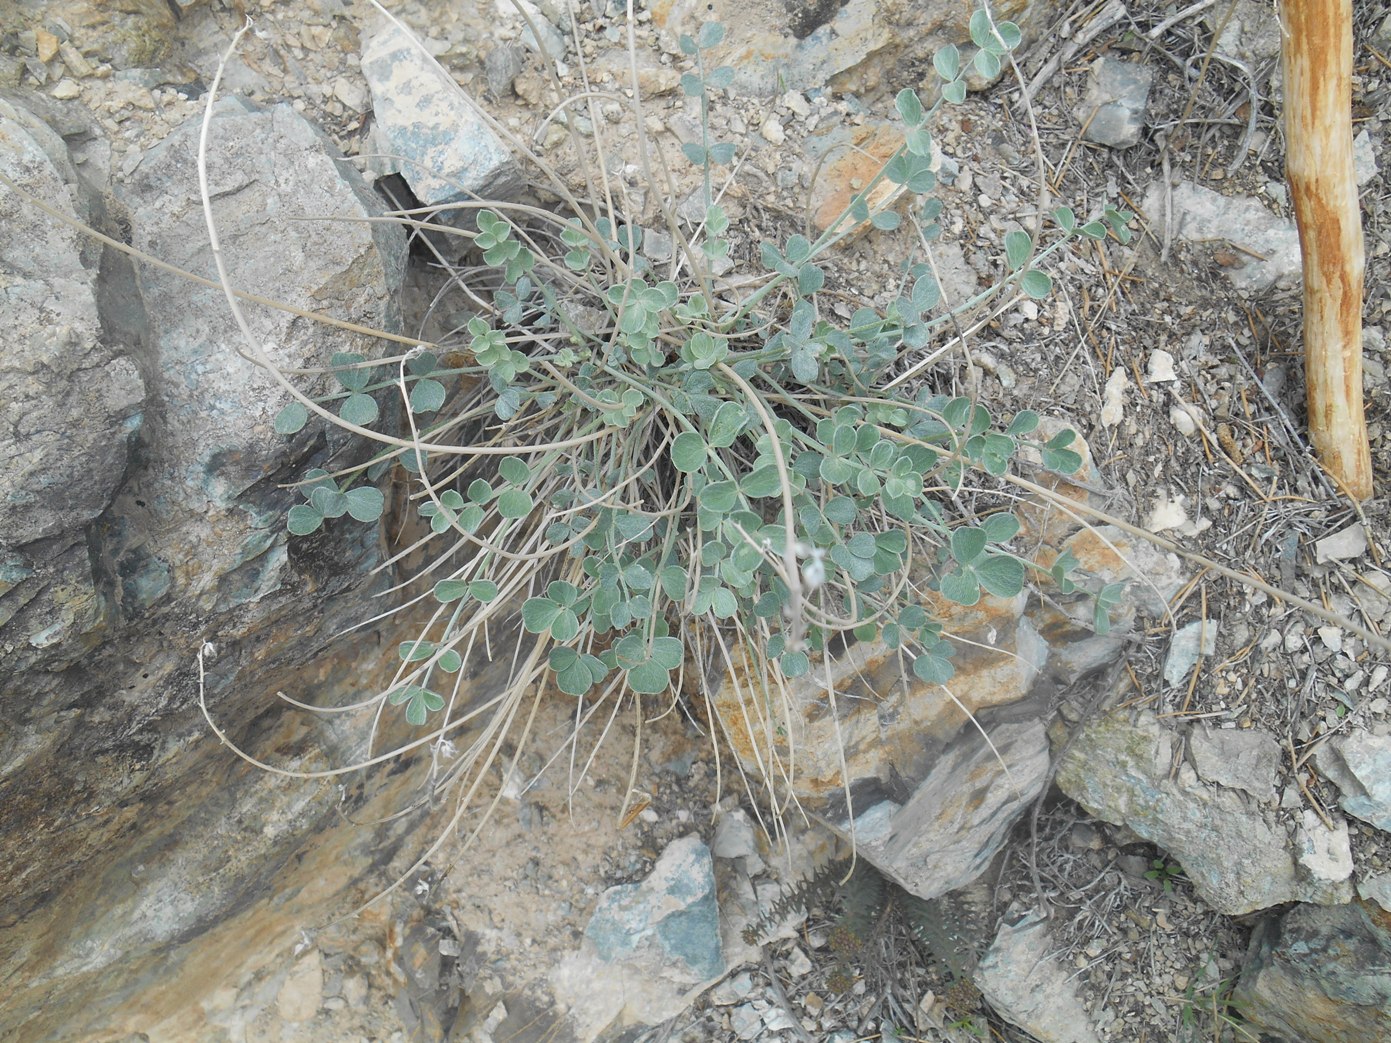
{"left": 1280, "top": 0, "right": 1374, "bottom": 500}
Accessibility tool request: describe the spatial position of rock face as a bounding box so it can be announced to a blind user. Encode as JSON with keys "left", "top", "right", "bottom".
{"left": 0, "top": 96, "right": 409, "bottom": 1041}
{"left": 0, "top": 98, "right": 144, "bottom": 550}
{"left": 1236, "top": 900, "right": 1391, "bottom": 1043}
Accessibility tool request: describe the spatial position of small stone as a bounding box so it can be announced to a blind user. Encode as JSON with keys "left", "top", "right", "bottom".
{"left": 1080, "top": 57, "right": 1153, "bottom": 148}
{"left": 1163, "top": 620, "right": 1218, "bottom": 687}
{"left": 1315, "top": 524, "right": 1367, "bottom": 563}
{"left": 1169, "top": 403, "right": 1198, "bottom": 436}
{"left": 1318, "top": 626, "right": 1344, "bottom": 653}
{"left": 1100, "top": 366, "right": 1128, "bottom": 427}
{"left": 35, "top": 29, "right": 59, "bottom": 63}
{"left": 782, "top": 90, "right": 811, "bottom": 118}
{"left": 1354, "top": 129, "right": 1379, "bottom": 187}
{"left": 785, "top": 946, "right": 812, "bottom": 977}
{"left": 332, "top": 76, "right": 366, "bottom": 110}
{"left": 760, "top": 117, "right": 786, "bottom": 145}
{"left": 58, "top": 42, "right": 92, "bottom": 78}
{"left": 1146, "top": 349, "right": 1178, "bottom": 383}
{"left": 277, "top": 950, "right": 324, "bottom": 1023}
{"left": 712, "top": 971, "right": 753, "bottom": 1005}
{"left": 49, "top": 78, "right": 80, "bottom": 99}
{"left": 341, "top": 974, "right": 367, "bottom": 1007}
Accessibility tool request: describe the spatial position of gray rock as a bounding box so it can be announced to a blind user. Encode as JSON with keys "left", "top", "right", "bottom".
{"left": 108, "top": 97, "right": 406, "bottom": 617}
{"left": 1236, "top": 900, "right": 1391, "bottom": 1043}
{"left": 1354, "top": 129, "right": 1379, "bottom": 187}
{"left": 1188, "top": 724, "right": 1281, "bottom": 802}
{"left": 1316, "top": 731, "right": 1391, "bottom": 831}
{"left": 1080, "top": 57, "right": 1153, "bottom": 148}
{"left": 1315, "top": 523, "right": 1368, "bottom": 563}
{"left": 0, "top": 99, "right": 145, "bottom": 548}
{"left": 553, "top": 836, "right": 726, "bottom": 1035}
{"left": 361, "top": 21, "right": 519, "bottom": 212}
{"left": 1142, "top": 180, "right": 1301, "bottom": 293}
{"left": 584, "top": 834, "right": 723, "bottom": 980}
{"left": 1206, "top": 0, "right": 1282, "bottom": 64}
{"left": 843, "top": 716, "right": 1051, "bottom": 899}
{"left": 1358, "top": 872, "right": 1391, "bottom": 913}
{"left": 1163, "top": 619, "right": 1218, "bottom": 687}
{"left": 1057, "top": 711, "right": 1353, "bottom": 914}
{"left": 976, "top": 911, "right": 1103, "bottom": 1043}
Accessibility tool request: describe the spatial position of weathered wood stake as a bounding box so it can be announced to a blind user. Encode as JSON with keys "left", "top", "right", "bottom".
{"left": 1280, "top": 0, "right": 1373, "bottom": 500}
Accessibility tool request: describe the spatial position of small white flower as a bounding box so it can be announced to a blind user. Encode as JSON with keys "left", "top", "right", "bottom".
{"left": 200, "top": 640, "right": 218, "bottom": 661}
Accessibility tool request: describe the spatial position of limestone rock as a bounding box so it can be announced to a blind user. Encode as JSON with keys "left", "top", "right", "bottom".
{"left": 1236, "top": 900, "right": 1391, "bottom": 1043}
{"left": 361, "top": 21, "right": 520, "bottom": 211}
{"left": 109, "top": 96, "right": 406, "bottom": 618}
{"left": 0, "top": 98, "right": 144, "bottom": 549}
{"left": 1141, "top": 180, "right": 1301, "bottom": 293}
{"left": 553, "top": 835, "right": 726, "bottom": 1035}
{"left": 1316, "top": 731, "right": 1391, "bottom": 831}
{"left": 976, "top": 911, "right": 1103, "bottom": 1043}
{"left": 1187, "top": 723, "right": 1281, "bottom": 802}
{"left": 1056, "top": 710, "right": 1354, "bottom": 914}
{"left": 1080, "top": 57, "right": 1153, "bottom": 148}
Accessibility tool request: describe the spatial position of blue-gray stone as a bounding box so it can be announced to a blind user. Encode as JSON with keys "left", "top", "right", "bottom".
{"left": 1081, "top": 57, "right": 1153, "bottom": 149}
{"left": 584, "top": 834, "right": 723, "bottom": 981}
{"left": 361, "top": 22, "right": 520, "bottom": 213}
{"left": 1317, "top": 732, "right": 1391, "bottom": 832}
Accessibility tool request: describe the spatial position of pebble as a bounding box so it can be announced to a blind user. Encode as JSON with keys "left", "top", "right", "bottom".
{"left": 276, "top": 950, "right": 324, "bottom": 1023}
{"left": 760, "top": 116, "right": 786, "bottom": 145}
{"left": 1315, "top": 524, "right": 1368, "bottom": 563}
{"left": 785, "top": 946, "right": 812, "bottom": 977}
{"left": 49, "top": 79, "right": 79, "bottom": 99}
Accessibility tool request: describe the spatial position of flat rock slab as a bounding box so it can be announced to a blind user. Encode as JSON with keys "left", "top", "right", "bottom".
{"left": 1143, "top": 180, "right": 1301, "bottom": 293}
{"left": 1057, "top": 710, "right": 1353, "bottom": 914}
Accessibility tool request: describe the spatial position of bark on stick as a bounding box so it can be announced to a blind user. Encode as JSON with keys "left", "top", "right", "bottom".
{"left": 1280, "top": 0, "right": 1373, "bottom": 500}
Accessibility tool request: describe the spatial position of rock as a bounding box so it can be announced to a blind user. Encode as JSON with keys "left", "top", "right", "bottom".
{"left": 1316, "top": 732, "right": 1391, "bottom": 831}
{"left": 1142, "top": 180, "right": 1301, "bottom": 293}
{"left": 276, "top": 950, "right": 323, "bottom": 1022}
{"left": 713, "top": 580, "right": 1052, "bottom": 900}
{"left": 1236, "top": 900, "right": 1391, "bottom": 1043}
{"left": 1, "top": 94, "right": 410, "bottom": 1042}
{"left": 712, "top": 808, "right": 761, "bottom": 872}
{"left": 711, "top": 971, "right": 753, "bottom": 1005}
{"left": 976, "top": 911, "right": 1102, "bottom": 1043}
{"left": 652, "top": 0, "right": 1048, "bottom": 97}
{"left": 1162, "top": 619, "right": 1218, "bottom": 688}
{"left": 0, "top": 98, "right": 144, "bottom": 549}
{"left": 1315, "top": 523, "right": 1368, "bottom": 563}
{"left": 1187, "top": 724, "right": 1280, "bottom": 802}
{"left": 1056, "top": 710, "right": 1354, "bottom": 914}
{"left": 1146, "top": 349, "right": 1177, "bottom": 383}
{"left": 1354, "top": 129, "right": 1378, "bottom": 187}
{"left": 361, "top": 21, "right": 520, "bottom": 211}
{"left": 1359, "top": 873, "right": 1391, "bottom": 913}
{"left": 110, "top": 96, "right": 406, "bottom": 617}
{"left": 584, "top": 835, "right": 722, "bottom": 978}
{"left": 1295, "top": 809, "right": 1354, "bottom": 893}
{"left": 1079, "top": 56, "right": 1153, "bottom": 148}
{"left": 805, "top": 121, "right": 908, "bottom": 234}
{"left": 554, "top": 836, "right": 725, "bottom": 1034}
{"left": 1205, "top": 0, "right": 1282, "bottom": 64}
